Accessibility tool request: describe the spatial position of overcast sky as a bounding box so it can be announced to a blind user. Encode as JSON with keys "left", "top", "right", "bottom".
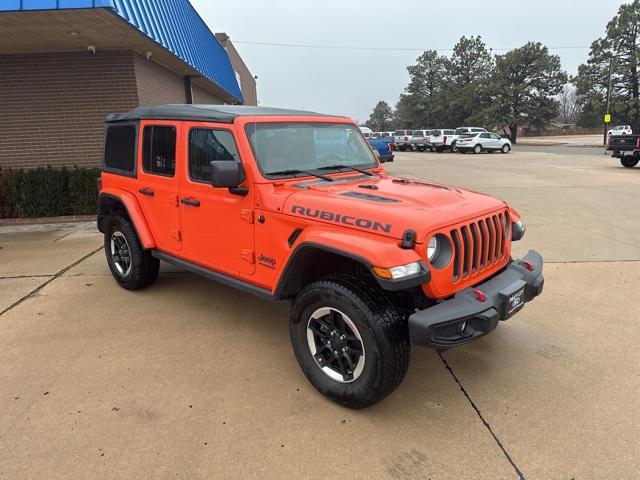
{"left": 192, "top": 0, "right": 627, "bottom": 122}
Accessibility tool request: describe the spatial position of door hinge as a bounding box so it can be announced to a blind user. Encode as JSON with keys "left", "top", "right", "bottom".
{"left": 169, "top": 194, "right": 179, "bottom": 207}
{"left": 240, "top": 209, "right": 254, "bottom": 224}
{"left": 241, "top": 249, "right": 255, "bottom": 264}
{"left": 171, "top": 229, "right": 181, "bottom": 241}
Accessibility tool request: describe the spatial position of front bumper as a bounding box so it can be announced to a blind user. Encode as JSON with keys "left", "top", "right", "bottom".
{"left": 409, "top": 250, "right": 544, "bottom": 349}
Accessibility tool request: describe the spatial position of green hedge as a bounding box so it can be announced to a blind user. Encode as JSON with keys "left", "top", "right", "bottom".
{"left": 0, "top": 166, "right": 101, "bottom": 219}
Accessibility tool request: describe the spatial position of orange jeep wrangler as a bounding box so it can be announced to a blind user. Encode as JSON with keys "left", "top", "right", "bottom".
{"left": 98, "top": 105, "right": 543, "bottom": 408}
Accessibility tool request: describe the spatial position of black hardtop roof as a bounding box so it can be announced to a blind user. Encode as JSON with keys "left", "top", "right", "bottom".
{"left": 105, "top": 105, "right": 347, "bottom": 124}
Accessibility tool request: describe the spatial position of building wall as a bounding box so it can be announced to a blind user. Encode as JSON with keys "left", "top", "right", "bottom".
{"left": 0, "top": 50, "right": 230, "bottom": 170}
{"left": 133, "top": 53, "right": 187, "bottom": 106}
{"left": 215, "top": 33, "right": 257, "bottom": 106}
{"left": 0, "top": 51, "right": 139, "bottom": 169}
{"left": 192, "top": 83, "right": 224, "bottom": 104}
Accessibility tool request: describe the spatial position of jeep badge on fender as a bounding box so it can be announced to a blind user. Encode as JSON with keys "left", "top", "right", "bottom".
{"left": 98, "top": 105, "right": 544, "bottom": 409}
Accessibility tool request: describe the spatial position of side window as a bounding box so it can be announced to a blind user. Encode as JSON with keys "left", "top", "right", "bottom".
{"left": 189, "top": 129, "right": 240, "bottom": 183}
{"left": 480, "top": 133, "right": 491, "bottom": 139}
{"left": 104, "top": 125, "right": 136, "bottom": 174}
{"left": 142, "top": 126, "right": 176, "bottom": 177}
{"left": 490, "top": 133, "right": 501, "bottom": 140}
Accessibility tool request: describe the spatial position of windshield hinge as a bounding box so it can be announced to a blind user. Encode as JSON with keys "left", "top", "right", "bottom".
{"left": 241, "top": 209, "right": 254, "bottom": 224}
{"left": 241, "top": 249, "right": 255, "bottom": 264}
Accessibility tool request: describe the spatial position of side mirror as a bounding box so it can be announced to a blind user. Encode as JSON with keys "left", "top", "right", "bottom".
{"left": 210, "top": 161, "right": 248, "bottom": 195}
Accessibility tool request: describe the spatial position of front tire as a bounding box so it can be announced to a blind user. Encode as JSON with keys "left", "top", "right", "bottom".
{"left": 290, "top": 274, "right": 410, "bottom": 409}
{"left": 501, "top": 144, "right": 511, "bottom": 154}
{"left": 105, "top": 217, "right": 159, "bottom": 290}
{"left": 621, "top": 156, "right": 639, "bottom": 168}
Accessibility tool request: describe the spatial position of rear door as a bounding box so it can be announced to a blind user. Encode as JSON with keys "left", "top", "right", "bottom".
{"left": 179, "top": 124, "right": 255, "bottom": 275}
{"left": 135, "top": 122, "right": 182, "bottom": 252}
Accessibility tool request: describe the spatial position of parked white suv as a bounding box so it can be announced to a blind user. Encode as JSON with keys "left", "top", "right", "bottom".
{"left": 456, "top": 132, "right": 512, "bottom": 154}
{"left": 428, "top": 129, "right": 456, "bottom": 152}
{"left": 359, "top": 126, "right": 373, "bottom": 139}
{"left": 394, "top": 130, "right": 414, "bottom": 151}
{"left": 607, "top": 125, "right": 632, "bottom": 136}
{"left": 450, "top": 127, "right": 487, "bottom": 152}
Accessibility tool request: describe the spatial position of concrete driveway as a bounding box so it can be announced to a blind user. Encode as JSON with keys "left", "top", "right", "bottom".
{"left": 1, "top": 146, "right": 638, "bottom": 479}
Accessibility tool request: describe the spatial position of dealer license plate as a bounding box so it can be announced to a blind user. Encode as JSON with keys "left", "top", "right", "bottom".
{"left": 499, "top": 280, "right": 527, "bottom": 320}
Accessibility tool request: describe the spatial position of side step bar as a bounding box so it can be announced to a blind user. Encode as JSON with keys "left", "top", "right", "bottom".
{"left": 151, "top": 251, "right": 276, "bottom": 302}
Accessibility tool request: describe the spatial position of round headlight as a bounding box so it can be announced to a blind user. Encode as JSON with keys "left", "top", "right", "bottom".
{"left": 426, "top": 234, "right": 453, "bottom": 269}
{"left": 427, "top": 236, "right": 438, "bottom": 261}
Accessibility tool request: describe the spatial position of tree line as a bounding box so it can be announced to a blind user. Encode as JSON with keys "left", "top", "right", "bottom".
{"left": 366, "top": 1, "right": 640, "bottom": 143}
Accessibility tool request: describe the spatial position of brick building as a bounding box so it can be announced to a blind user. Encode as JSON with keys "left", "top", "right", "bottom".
{"left": 0, "top": 0, "right": 256, "bottom": 170}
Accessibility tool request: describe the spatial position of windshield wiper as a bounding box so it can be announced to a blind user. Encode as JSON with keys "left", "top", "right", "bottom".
{"left": 317, "top": 164, "right": 375, "bottom": 177}
{"left": 266, "top": 169, "right": 334, "bottom": 182}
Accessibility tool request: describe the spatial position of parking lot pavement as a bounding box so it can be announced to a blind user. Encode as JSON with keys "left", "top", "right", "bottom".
{"left": 1, "top": 146, "right": 639, "bottom": 479}
{"left": 516, "top": 134, "right": 602, "bottom": 147}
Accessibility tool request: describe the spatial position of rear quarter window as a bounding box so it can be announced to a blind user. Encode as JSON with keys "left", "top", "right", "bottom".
{"left": 104, "top": 125, "right": 137, "bottom": 175}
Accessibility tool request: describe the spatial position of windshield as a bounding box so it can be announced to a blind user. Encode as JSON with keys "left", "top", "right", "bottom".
{"left": 246, "top": 123, "right": 378, "bottom": 178}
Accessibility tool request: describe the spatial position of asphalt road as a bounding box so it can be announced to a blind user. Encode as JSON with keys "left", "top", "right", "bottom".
{"left": 0, "top": 146, "right": 638, "bottom": 479}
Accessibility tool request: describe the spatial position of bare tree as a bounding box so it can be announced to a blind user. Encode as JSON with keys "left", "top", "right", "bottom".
{"left": 557, "top": 84, "right": 579, "bottom": 125}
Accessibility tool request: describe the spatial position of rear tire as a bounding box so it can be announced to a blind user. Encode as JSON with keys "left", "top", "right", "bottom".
{"left": 450, "top": 141, "right": 458, "bottom": 153}
{"left": 290, "top": 274, "right": 410, "bottom": 409}
{"left": 105, "top": 216, "right": 159, "bottom": 291}
{"left": 473, "top": 144, "right": 483, "bottom": 154}
{"left": 621, "top": 156, "right": 639, "bottom": 168}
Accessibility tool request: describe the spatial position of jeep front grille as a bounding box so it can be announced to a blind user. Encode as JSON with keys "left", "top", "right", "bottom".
{"left": 450, "top": 211, "right": 509, "bottom": 282}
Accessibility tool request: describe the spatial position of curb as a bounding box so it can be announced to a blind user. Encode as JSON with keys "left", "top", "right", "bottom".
{"left": 0, "top": 215, "right": 95, "bottom": 227}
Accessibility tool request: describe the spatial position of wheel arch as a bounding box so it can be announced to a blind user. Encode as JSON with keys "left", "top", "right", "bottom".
{"left": 273, "top": 234, "right": 429, "bottom": 300}
{"left": 274, "top": 243, "right": 376, "bottom": 300}
{"left": 98, "top": 190, "right": 156, "bottom": 249}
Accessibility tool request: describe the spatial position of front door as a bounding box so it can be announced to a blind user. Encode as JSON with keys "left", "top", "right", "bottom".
{"left": 489, "top": 133, "right": 503, "bottom": 149}
{"left": 135, "top": 122, "right": 182, "bottom": 253}
{"left": 179, "top": 125, "right": 255, "bottom": 276}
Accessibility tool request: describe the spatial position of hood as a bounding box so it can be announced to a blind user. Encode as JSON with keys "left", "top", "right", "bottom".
{"left": 280, "top": 174, "right": 507, "bottom": 241}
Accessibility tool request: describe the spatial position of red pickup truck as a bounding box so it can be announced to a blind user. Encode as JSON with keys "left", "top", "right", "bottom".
{"left": 607, "top": 134, "right": 640, "bottom": 167}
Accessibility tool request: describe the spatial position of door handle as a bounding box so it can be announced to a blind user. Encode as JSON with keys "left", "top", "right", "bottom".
{"left": 181, "top": 197, "right": 201, "bottom": 207}
{"left": 139, "top": 188, "right": 155, "bottom": 197}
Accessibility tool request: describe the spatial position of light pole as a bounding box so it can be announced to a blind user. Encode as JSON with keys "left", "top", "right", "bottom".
{"left": 603, "top": 58, "right": 614, "bottom": 145}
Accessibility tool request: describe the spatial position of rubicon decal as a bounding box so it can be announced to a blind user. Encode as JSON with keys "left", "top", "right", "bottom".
{"left": 291, "top": 206, "right": 392, "bottom": 233}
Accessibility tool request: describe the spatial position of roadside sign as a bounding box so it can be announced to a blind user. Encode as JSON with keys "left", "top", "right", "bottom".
{"left": 604, "top": 113, "right": 612, "bottom": 123}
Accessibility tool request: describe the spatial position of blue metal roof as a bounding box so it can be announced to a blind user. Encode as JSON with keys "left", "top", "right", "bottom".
{"left": 0, "top": 0, "right": 243, "bottom": 103}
